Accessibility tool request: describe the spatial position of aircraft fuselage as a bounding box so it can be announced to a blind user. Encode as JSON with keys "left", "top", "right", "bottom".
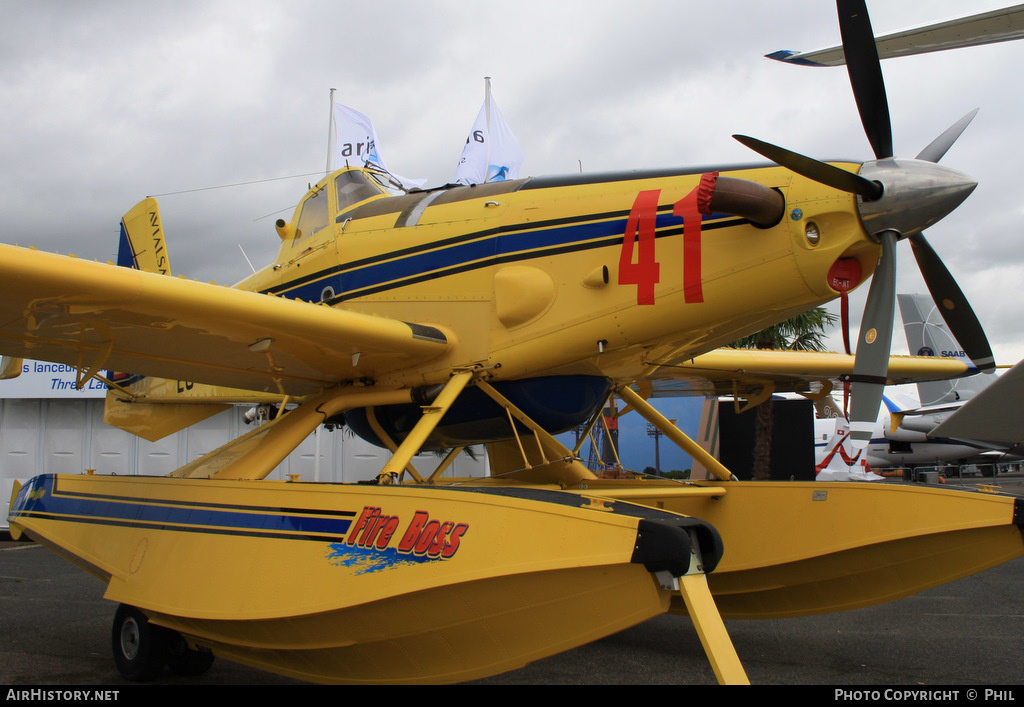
{"left": 236, "top": 164, "right": 878, "bottom": 391}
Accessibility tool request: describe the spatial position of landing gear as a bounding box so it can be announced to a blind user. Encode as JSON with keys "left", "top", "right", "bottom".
{"left": 111, "top": 604, "right": 214, "bottom": 681}
{"left": 112, "top": 604, "right": 167, "bottom": 681}
{"left": 166, "top": 631, "right": 215, "bottom": 676}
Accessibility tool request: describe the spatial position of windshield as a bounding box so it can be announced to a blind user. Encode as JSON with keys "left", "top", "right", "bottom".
{"left": 292, "top": 185, "right": 329, "bottom": 246}
{"left": 335, "top": 169, "right": 386, "bottom": 214}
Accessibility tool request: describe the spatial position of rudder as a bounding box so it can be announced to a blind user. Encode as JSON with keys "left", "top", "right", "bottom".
{"left": 118, "top": 197, "right": 171, "bottom": 276}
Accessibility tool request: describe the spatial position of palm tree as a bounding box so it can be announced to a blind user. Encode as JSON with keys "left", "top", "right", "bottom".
{"left": 731, "top": 307, "right": 837, "bottom": 352}
{"left": 730, "top": 307, "right": 837, "bottom": 480}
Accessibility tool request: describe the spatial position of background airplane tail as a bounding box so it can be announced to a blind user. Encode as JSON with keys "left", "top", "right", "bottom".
{"left": 898, "top": 293, "right": 992, "bottom": 406}
{"left": 815, "top": 418, "right": 882, "bottom": 482}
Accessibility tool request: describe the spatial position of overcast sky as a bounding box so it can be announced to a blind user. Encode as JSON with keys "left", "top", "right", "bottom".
{"left": 2, "top": 1, "right": 1021, "bottom": 470}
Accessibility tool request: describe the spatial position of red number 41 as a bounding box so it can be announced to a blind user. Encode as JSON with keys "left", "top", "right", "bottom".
{"left": 617, "top": 182, "right": 705, "bottom": 306}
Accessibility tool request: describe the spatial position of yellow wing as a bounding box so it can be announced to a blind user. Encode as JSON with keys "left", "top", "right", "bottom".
{"left": 0, "top": 245, "right": 450, "bottom": 397}
{"left": 638, "top": 348, "right": 973, "bottom": 401}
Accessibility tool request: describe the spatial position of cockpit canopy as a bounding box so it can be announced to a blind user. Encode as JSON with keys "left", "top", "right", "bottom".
{"left": 287, "top": 167, "right": 396, "bottom": 247}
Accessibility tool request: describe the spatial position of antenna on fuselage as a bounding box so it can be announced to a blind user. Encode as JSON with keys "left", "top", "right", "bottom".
{"left": 238, "top": 244, "right": 256, "bottom": 274}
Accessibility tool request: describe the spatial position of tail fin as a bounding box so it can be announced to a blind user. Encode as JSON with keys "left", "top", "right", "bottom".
{"left": 107, "top": 197, "right": 215, "bottom": 442}
{"left": 118, "top": 197, "right": 171, "bottom": 276}
{"left": 898, "top": 293, "right": 991, "bottom": 406}
{"left": 812, "top": 392, "right": 843, "bottom": 420}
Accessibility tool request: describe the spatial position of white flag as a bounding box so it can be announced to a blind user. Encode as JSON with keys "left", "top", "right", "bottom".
{"left": 454, "top": 86, "right": 523, "bottom": 185}
{"left": 331, "top": 104, "right": 384, "bottom": 171}
{"left": 329, "top": 103, "right": 425, "bottom": 189}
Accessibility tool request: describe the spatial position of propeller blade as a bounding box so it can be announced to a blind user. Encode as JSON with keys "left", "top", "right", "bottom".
{"left": 837, "top": 0, "right": 894, "bottom": 159}
{"left": 733, "top": 134, "right": 883, "bottom": 200}
{"left": 915, "top": 109, "right": 979, "bottom": 163}
{"left": 908, "top": 232, "right": 996, "bottom": 371}
{"left": 849, "top": 230, "right": 898, "bottom": 447}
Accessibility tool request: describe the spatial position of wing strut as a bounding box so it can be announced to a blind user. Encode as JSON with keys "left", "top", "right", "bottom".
{"left": 170, "top": 387, "right": 414, "bottom": 480}
{"left": 476, "top": 379, "right": 598, "bottom": 486}
{"left": 616, "top": 385, "right": 736, "bottom": 481}
{"left": 378, "top": 371, "right": 473, "bottom": 483}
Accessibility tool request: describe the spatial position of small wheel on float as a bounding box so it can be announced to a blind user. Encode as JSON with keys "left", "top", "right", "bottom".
{"left": 166, "top": 631, "right": 215, "bottom": 676}
{"left": 111, "top": 604, "right": 168, "bottom": 681}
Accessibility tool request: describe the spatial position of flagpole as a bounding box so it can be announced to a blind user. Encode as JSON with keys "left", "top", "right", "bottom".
{"left": 326, "top": 88, "right": 337, "bottom": 176}
{"left": 483, "top": 77, "right": 492, "bottom": 181}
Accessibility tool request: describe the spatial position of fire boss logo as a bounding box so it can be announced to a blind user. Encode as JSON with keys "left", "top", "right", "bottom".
{"left": 345, "top": 506, "right": 469, "bottom": 559}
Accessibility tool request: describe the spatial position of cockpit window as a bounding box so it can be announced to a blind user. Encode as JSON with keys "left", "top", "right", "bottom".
{"left": 293, "top": 185, "right": 329, "bottom": 246}
{"left": 335, "top": 169, "right": 386, "bottom": 214}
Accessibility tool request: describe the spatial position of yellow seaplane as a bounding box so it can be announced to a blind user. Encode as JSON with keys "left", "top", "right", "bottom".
{"left": 5, "top": 1, "right": 1022, "bottom": 685}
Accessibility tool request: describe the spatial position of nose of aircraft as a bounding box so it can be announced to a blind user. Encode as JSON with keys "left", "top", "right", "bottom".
{"left": 855, "top": 159, "right": 977, "bottom": 239}
{"left": 734, "top": 1, "right": 995, "bottom": 448}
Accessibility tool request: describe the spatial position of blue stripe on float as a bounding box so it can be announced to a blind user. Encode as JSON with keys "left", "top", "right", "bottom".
{"left": 10, "top": 475, "right": 355, "bottom": 541}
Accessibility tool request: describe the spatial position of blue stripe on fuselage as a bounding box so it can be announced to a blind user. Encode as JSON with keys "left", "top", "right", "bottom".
{"left": 266, "top": 209, "right": 736, "bottom": 303}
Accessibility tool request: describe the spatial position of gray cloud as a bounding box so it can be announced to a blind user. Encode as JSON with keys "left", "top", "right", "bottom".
{"left": 1, "top": 0, "right": 1019, "bottom": 366}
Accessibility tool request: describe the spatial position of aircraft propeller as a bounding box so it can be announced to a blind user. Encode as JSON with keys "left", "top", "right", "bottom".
{"left": 733, "top": 0, "right": 994, "bottom": 447}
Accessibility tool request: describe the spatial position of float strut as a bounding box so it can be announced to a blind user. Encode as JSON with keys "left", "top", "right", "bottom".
{"left": 678, "top": 572, "right": 749, "bottom": 685}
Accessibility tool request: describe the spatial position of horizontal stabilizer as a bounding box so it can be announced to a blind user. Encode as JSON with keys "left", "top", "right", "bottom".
{"left": 103, "top": 375, "right": 292, "bottom": 441}
{"left": 104, "top": 394, "right": 229, "bottom": 442}
{"left": 0, "top": 355, "right": 22, "bottom": 380}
